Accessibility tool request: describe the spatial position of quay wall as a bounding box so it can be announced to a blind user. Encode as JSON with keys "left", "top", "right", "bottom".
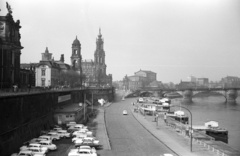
{"left": 0, "top": 88, "right": 114, "bottom": 156}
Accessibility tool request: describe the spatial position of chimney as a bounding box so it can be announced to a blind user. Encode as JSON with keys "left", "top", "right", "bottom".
{"left": 60, "top": 54, "right": 64, "bottom": 62}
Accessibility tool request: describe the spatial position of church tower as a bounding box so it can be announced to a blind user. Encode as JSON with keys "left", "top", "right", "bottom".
{"left": 71, "top": 36, "right": 82, "bottom": 73}
{"left": 94, "top": 29, "right": 106, "bottom": 76}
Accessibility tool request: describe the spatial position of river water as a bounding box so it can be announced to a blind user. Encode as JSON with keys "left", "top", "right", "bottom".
{"left": 171, "top": 96, "right": 240, "bottom": 151}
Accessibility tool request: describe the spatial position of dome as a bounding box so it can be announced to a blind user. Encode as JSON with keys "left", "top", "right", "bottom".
{"left": 73, "top": 36, "right": 81, "bottom": 45}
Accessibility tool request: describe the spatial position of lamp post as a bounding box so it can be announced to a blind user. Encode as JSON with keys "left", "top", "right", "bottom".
{"left": 170, "top": 105, "right": 193, "bottom": 152}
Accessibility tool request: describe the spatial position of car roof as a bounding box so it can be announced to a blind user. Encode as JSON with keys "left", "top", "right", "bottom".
{"left": 39, "top": 140, "right": 51, "bottom": 143}
{"left": 29, "top": 143, "right": 40, "bottom": 146}
{"left": 19, "top": 150, "right": 32, "bottom": 154}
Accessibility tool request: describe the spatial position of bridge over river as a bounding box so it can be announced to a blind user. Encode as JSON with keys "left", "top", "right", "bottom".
{"left": 128, "top": 87, "right": 240, "bottom": 103}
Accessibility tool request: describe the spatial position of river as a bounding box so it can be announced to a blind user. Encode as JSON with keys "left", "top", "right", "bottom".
{"left": 171, "top": 95, "right": 240, "bottom": 151}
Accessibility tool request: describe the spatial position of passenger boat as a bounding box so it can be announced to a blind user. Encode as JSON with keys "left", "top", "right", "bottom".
{"left": 167, "top": 110, "right": 189, "bottom": 124}
{"left": 205, "top": 121, "right": 228, "bottom": 143}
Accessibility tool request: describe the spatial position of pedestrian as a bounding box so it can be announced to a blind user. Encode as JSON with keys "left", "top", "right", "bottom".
{"left": 164, "top": 113, "right": 167, "bottom": 124}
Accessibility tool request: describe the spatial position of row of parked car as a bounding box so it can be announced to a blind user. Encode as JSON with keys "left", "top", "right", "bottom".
{"left": 66, "top": 122, "right": 102, "bottom": 156}
{"left": 11, "top": 125, "right": 71, "bottom": 156}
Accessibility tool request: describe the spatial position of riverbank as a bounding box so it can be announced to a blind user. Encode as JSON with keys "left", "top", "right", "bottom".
{"left": 131, "top": 101, "right": 240, "bottom": 156}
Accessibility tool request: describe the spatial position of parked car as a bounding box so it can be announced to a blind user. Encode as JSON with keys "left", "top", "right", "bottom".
{"left": 52, "top": 127, "right": 62, "bottom": 132}
{"left": 28, "top": 147, "right": 46, "bottom": 156}
{"left": 79, "top": 146, "right": 96, "bottom": 153}
{"left": 74, "top": 137, "right": 99, "bottom": 145}
{"left": 20, "top": 143, "right": 48, "bottom": 153}
{"left": 72, "top": 134, "right": 87, "bottom": 142}
{"left": 39, "top": 135, "right": 53, "bottom": 142}
{"left": 72, "top": 129, "right": 92, "bottom": 137}
{"left": 11, "top": 150, "right": 34, "bottom": 156}
{"left": 29, "top": 138, "right": 48, "bottom": 143}
{"left": 39, "top": 140, "right": 57, "bottom": 150}
{"left": 46, "top": 132, "right": 60, "bottom": 141}
{"left": 68, "top": 148, "right": 97, "bottom": 156}
{"left": 66, "top": 121, "right": 77, "bottom": 127}
{"left": 75, "top": 140, "right": 103, "bottom": 149}
{"left": 57, "top": 130, "right": 71, "bottom": 138}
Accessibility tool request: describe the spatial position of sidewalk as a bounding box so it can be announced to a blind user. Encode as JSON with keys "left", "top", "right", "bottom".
{"left": 131, "top": 105, "right": 219, "bottom": 156}
{"left": 92, "top": 104, "right": 111, "bottom": 150}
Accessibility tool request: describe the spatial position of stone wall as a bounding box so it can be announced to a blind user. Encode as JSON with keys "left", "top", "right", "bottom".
{"left": 0, "top": 88, "right": 114, "bottom": 156}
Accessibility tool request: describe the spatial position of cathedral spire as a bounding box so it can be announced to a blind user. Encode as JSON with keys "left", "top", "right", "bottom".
{"left": 98, "top": 28, "right": 102, "bottom": 38}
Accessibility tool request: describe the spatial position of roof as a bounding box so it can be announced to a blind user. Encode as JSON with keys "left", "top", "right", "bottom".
{"left": 73, "top": 36, "right": 81, "bottom": 45}
{"left": 135, "top": 69, "right": 156, "bottom": 74}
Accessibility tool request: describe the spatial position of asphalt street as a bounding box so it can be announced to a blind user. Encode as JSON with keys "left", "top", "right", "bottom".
{"left": 98, "top": 93, "right": 176, "bottom": 156}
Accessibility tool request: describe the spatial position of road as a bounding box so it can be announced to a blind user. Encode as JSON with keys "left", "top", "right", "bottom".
{"left": 98, "top": 92, "right": 176, "bottom": 156}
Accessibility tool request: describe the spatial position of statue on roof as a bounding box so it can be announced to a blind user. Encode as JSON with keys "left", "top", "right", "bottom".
{"left": 6, "top": 2, "right": 13, "bottom": 14}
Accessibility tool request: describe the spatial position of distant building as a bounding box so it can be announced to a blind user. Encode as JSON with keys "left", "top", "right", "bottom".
{"left": 0, "top": 6, "right": 23, "bottom": 88}
{"left": 187, "top": 76, "right": 197, "bottom": 82}
{"left": 196, "top": 78, "right": 209, "bottom": 87}
{"left": 221, "top": 76, "right": 240, "bottom": 88}
{"left": 177, "top": 80, "right": 196, "bottom": 89}
{"left": 124, "top": 69, "right": 157, "bottom": 91}
{"left": 35, "top": 47, "right": 71, "bottom": 87}
{"left": 72, "top": 29, "right": 112, "bottom": 87}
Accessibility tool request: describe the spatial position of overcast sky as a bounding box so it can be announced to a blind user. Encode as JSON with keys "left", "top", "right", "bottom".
{"left": 1, "top": 0, "right": 240, "bottom": 83}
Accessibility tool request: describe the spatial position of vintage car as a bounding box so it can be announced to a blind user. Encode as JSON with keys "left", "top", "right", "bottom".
{"left": 39, "top": 140, "right": 57, "bottom": 150}
{"left": 75, "top": 140, "right": 102, "bottom": 149}
{"left": 11, "top": 150, "right": 34, "bottom": 156}
{"left": 28, "top": 147, "right": 46, "bottom": 156}
{"left": 66, "top": 121, "right": 77, "bottom": 127}
{"left": 72, "top": 129, "right": 92, "bottom": 137}
{"left": 39, "top": 135, "right": 53, "bottom": 142}
{"left": 72, "top": 134, "right": 88, "bottom": 142}
{"left": 74, "top": 137, "right": 99, "bottom": 145}
{"left": 79, "top": 146, "right": 96, "bottom": 153}
{"left": 68, "top": 148, "right": 97, "bottom": 156}
{"left": 57, "top": 130, "right": 71, "bottom": 138}
{"left": 123, "top": 110, "right": 128, "bottom": 115}
{"left": 20, "top": 143, "right": 48, "bottom": 153}
{"left": 46, "top": 132, "right": 60, "bottom": 141}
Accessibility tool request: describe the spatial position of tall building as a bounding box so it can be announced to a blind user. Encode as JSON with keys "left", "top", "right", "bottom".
{"left": 0, "top": 3, "right": 23, "bottom": 88}
{"left": 70, "top": 36, "right": 82, "bottom": 74}
{"left": 80, "top": 29, "right": 112, "bottom": 87}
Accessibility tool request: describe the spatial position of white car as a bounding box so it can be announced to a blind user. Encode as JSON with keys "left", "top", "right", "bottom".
{"left": 46, "top": 132, "right": 60, "bottom": 141}
{"left": 39, "top": 135, "right": 53, "bottom": 142}
{"left": 138, "top": 98, "right": 144, "bottom": 103}
{"left": 20, "top": 143, "right": 48, "bottom": 153}
{"left": 123, "top": 110, "right": 128, "bottom": 115}
{"left": 57, "top": 130, "right": 71, "bottom": 138}
{"left": 79, "top": 146, "right": 96, "bottom": 153}
{"left": 72, "top": 134, "right": 87, "bottom": 142}
{"left": 28, "top": 147, "right": 46, "bottom": 156}
{"left": 72, "top": 129, "right": 92, "bottom": 137}
{"left": 66, "top": 121, "right": 77, "bottom": 127}
{"left": 11, "top": 150, "right": 34, "bottom": 156}
{"left": 68, "top": 148, "right": 97, "bottom": 156}
{"left": 39, "top": 140, "right": 57, "bottom": 150}
{"left": 74, "top": 137, "right": 99, "bottom": 145}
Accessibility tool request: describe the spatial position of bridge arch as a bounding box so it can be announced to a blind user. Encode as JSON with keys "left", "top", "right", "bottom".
{"left": 192, "top": 90, "right": 227, "bottom": 102}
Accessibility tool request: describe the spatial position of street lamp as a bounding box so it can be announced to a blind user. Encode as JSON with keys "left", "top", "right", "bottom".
{"left": 169, "top": 105, "right": 193, "bottom": 152}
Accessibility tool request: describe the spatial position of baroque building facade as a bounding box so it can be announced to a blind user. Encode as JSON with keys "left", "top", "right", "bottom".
{"left": 71, "top": 29, "right": 112, "bottom": 87}
{"left": 0, "top": 4, "right": 23, "bottom": 88}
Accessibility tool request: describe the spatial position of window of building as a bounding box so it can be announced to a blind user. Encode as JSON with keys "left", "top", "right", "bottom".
{"left": 41, "top": 78, "right": 45, "bottom": 87}
{"left": 41, "top": 69, "right": 46, "bottom": 76}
